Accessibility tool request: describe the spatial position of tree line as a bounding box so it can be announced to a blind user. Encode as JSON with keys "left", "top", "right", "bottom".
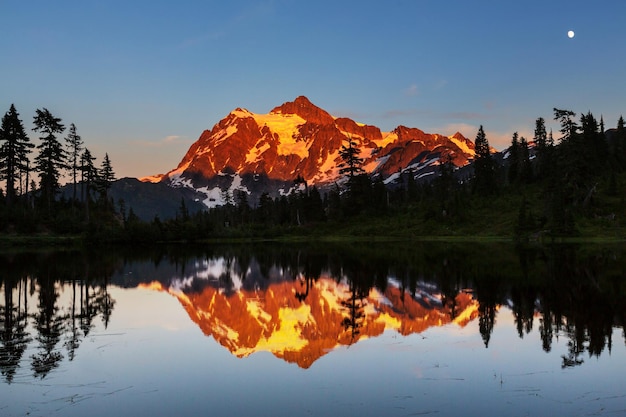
{"left": 0, "top": 104, "right": 116, "bottom": 233}
{"left": 470, "top": 108, "right": 626, "bottom": 236}
{"left": 1, "top": 103, "right": 624, "bottom": 241}
{"left": 147, "top": 107, "right": 624, "bottom": 241}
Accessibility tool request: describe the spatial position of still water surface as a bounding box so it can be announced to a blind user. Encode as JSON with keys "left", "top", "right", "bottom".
{"left": 1, "top": 242, "right": 626, "bottom": 416}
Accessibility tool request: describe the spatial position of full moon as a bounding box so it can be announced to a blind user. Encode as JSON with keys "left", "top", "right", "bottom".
{"left": 568, "top": 30, "right": 575, "bottom": 38}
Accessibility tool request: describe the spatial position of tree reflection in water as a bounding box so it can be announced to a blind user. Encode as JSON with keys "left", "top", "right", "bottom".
{"left": 1, "top": 242, "right": 625, "bottom": 380}
{"left": 0, "top": 257, "right": 31, "bottom": 383}
{"left": 0, "top": 251, "right": 117, "bottom": 383}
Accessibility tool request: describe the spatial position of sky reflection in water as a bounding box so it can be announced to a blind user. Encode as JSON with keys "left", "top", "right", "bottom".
{"left": 1, "top": 244, "right": 626, "bottom": 417}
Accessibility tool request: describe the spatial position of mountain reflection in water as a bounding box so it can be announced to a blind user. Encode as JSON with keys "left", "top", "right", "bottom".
{"left": 1, "top": 242, "right": 626, "bottom": 384}
{"left": 140, "top": 276, "right": 476, "bottom": 368}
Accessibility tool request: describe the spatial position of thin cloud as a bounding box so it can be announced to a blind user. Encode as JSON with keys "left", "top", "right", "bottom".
{"left": 135, "top": 135, "right": 190, "bottom": 148}
{"left": 405, "top": 84, "right": 419, "bottom": 96}
{"left": 163, "top": 135, "right": 183, "bottom": 144}
{"left": 432, "top": 123, "right": 533, "bottom": 151}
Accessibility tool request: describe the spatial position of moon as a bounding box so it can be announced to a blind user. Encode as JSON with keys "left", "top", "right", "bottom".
{"left": 567, "top": 30, "right": 575, "bottom": 38}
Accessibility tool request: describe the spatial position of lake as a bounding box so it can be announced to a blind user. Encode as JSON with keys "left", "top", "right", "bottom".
{"left": 1, "top": 242, "right": 626, "bottom": 417}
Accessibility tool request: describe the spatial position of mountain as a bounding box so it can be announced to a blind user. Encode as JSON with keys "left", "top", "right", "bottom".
{"left": 109, "top": 178, "right": 206, "bottom": 221}
{"left": 139, "top": 276, "right": 478, "bottom": 369}
{"left": 142, "top": 96, "right": 476, "bottom": 208}
{"left": 60, "top": 178, "right": 206, "bottom": 221}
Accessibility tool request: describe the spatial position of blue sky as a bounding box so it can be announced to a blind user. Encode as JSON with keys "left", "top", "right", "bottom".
{"left": 2, "top": 0, "right": 625, "bottom": 179}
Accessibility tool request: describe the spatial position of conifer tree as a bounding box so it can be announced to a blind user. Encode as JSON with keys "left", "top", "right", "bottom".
{"left": 508, "top": 132, "right": 520, "bottom": 185}
{"left": 600, "top": 115, "right": 605, "bottom": 134}
{"left": 33, "top": 108, "right": 66, "bottom": 210}
{"left": 65, "top": 123, "right": 83, "bottom": 203}
{"left": 0, "top": 104, "right": 33, "bottom": 207}
{"left": 553, "top": 108, "right": 577, "bottom": 142}
{"left": 533, "top": 117, "right": 551, "bottom": 179}
{"left": 434, "top": 154, "right": 455, "bottom": 212}
{"left": 80, "top": 148, "right": 96, "bottom": 201}
{"left": 519, "top": 136, "right": 532, "bottom": 183}
{"left": 338, "top": 136, "right": 365, "bottom": 180}
{"left": 304, "top": 185, "right": 325, "bottom": 222}
{"left": 256, "top": 192, "right": 274, "bottom": 224}
{"left": 614, "top": 116, "right": 625, "bottom": 169}
{"left": 472, "top": 125, "right": 496, "bottom": 195}
{"left": 80, "top": 148, "right": 97, "bottom": 221}
{"left": 98, "top": 153, "right": 115, "bottom": 201}
{"left": 338, "top": 135, "right": 368, "bottom": 213}
{"left": 177, "top": 197, "right": 189, "bottom": 221}
{"left": 580, "top": 111, "right": 606, "bottom": 173}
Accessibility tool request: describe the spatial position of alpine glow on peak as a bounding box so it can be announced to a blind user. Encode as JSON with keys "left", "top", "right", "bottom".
{"left": 141, "top": 96, "right": 476, "bottom": 209}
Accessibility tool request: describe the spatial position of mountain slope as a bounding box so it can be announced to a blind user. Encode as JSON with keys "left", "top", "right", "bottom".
{"left": 110, "top": 178, "right": 206, "bottom": 221}
{"left": 142, "top": 96, "right": 476, "bottom": 208}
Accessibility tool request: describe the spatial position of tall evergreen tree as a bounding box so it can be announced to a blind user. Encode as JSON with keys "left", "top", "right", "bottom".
{"left": 553, "top": 108, "right": 578, "bottom": 143}
{"left": 533, "top": 117, "right": 551, "bottom": 179}
{"left": 616, "top": 116, "right": 626, "bottom": 169}
{"left": 472, "top": 125, "right": 496, "bottom": 195}
{"left": 552, "top": 109, "right": 594, "bottom": 215}
{"left": 338, "top": 136, "right": 368, "bottom": 214}
{"left": 0, "top": 105, "right": 33, "bottom": 207}
{"left": 97, "top": 153, "right": 115, "bottom": 201}
{"left": 434, "top": 154, "right": 455, "bottom": 210}
{"left": 519, "top": 136, "right": 532, "bottom": 183}
{"left": 304, "top": 185, "right": 325, "bottom": 222}
{"left": 338, "top": 136, "right": 364, "bottom": 180}
{"left": 33, "top": 108, "right": 66, "bottom": 210}
{"left": 80, "top": 148, "right": 97, "bottom": 221}
{"left": 548, "top": 129, "right": 554, "bottom": 147}
{"left": 600, "top": 115, "right": 605, "bottom": 134}
{"left": 508, "top": 132, "right": 520, "bottom": 185}
{"left": 65, "top": 123, "right": 83, "bottom": 203}
{"left": 256, "top": 192, "right": 274, "bottom": 224}
{"left": 80, "top": 148, "right": 96, "bottom": 201}
{"left": 580, "top": 111, "right": 607, "bottom": 173}
{"left": 234, "top": 189, "right": 250, "bottom": 225}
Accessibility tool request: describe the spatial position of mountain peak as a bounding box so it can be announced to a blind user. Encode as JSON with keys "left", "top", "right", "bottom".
{"left": 270, "top": 96, "right": 335, "bottom": 125}
{"left": 141, "top": 97, "right": 477, "bottom": 209}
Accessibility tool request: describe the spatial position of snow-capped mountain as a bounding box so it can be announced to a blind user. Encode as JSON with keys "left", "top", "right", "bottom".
{"left": 141, "top": 96, "right": 476, "bottom": 208}
{"left": 139, "top": 270, "right": 478, "bottom": 369}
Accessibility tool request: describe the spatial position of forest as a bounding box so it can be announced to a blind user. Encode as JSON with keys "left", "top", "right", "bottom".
{"left": 0, "top": 104, "right": 625, "bottom": 243}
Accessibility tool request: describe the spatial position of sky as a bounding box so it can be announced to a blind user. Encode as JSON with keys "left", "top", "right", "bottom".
{"left": 2, "top": 0, "right": 625, "bottom": 180}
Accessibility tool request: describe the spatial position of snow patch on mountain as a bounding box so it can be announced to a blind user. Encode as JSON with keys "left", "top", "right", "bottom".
{"left": 383, "top": 172, "right": 401, "bottom": 185}
{"left": 252, "top": 112, "right": 308, "bottom": 158}
{"left": 449, "top": 134, "right": 475, "bottom": 156}
{"left": 374, "top": 131, "right": 399, "bottom": 148}
{"left": 245, "top": 141, "right": 271, "bottom": 164}
{"left": 197, "top": 186, "right": 225, "bottom": 208}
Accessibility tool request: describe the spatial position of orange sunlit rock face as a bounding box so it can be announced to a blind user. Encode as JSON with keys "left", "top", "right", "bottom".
{"left": 142, "top": 96, "right": 475, "bottom": 187}
{"left": 142, "top": 277, "right": 478, "bottom": 368}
